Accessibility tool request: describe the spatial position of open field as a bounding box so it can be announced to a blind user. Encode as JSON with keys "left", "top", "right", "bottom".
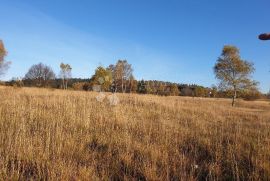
{"left": 0, "top": 86, "right": 270, "bottom": 180}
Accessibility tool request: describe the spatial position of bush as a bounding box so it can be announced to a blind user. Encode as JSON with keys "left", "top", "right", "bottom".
{"left": 72, "top": 82, "right": 92, "bottom": 91}
{"left": 0, "top": 81, "right": 5, "bottom": 86}
{"left": 72, "top": 82, "right": 85, "bottom": 90}
{"left": 82, "top": 82, "right": 92, "bottom": 91}
{"left": 242, "top": 90, "right": 262, "bottom": 101}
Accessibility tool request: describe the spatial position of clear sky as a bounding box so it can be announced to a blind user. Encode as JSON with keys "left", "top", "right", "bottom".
{"left": 0, "top": 0, "right": 269, "bottom": 92}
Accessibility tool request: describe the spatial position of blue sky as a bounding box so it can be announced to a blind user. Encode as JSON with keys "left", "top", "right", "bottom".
{"left": 0, "top": 0, "right": 269, "bottom": 92}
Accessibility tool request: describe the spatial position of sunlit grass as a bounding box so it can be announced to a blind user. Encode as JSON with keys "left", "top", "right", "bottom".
{"left": 0, "top": 86, "right": 269, "bottom": 180}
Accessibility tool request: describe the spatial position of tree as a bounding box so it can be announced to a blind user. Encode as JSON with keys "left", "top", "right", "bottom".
{"left": 145, "top": 81, "right": 153, "bottom": 94}
{"left": 137, "top": 80, "right": 147, "bottom": 94}
{"left": 210, "top": 85, "right": 218, "bottom": 98}
{"left": 59, "top": 63, "right": 72, "bottom": 89}
{"left": 169, "top": 84, "right": 180, "bottom": 96}
{"left": 157, "top": 83, "right": 166, "bottom": 95}
{"left": 11, "top": 77, "right": 24, "bottom": 88}
{"left": 181, "top": 87, "right": 193, "bottom": 96}
{"left": 0, "top": 40, "right": 11, "bottom": 77}
{"left": 90, "top": 66, "right": 112, "bottom": 92}
{"left": 127, "top": 75, "right": 137, "bottom": 93}
{"left": 24, "top": 63, "right": 56, "bottom": 87}
{"left": 147, "top": 81, "right": 158, "bottom": 95}
{"left": 109, "top": 60, "right": 134, "bottom": 93}
{"left": 240, "top": 87, "right": 262, "bottom": 101}
{"left": 194, "top": 86, "right": 206, "bottom": 97}
{"left": 214, "top": 45, "right": 258, "bottom": 106}
{"left": 130, "top": 79, "right": 138, "bottom": 93}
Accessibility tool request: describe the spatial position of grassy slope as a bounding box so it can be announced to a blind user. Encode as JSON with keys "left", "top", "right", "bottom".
{"left": 0, "top": 86, "right": 270, "bottom": 180}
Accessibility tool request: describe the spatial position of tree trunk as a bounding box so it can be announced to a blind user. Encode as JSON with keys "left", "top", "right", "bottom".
{"left": 65, "top": 79, "right": 68, "bottom": 90}
{"left": 232, "top": 89, "right": 237, "bottom": 107}
{"left": 62, "top": 78, "right": 65, "bottom": 89}
{"left": 124, "top": 80, "right": 127, "bottom": 93}
{"left": 130, "top": 81, "right": 132, "bottom": 93}
{"left": 128, "top": 79, "right": 131, "bottom": 93}
{"left": 121, "top": 77, "right": 124, "bottom": 93}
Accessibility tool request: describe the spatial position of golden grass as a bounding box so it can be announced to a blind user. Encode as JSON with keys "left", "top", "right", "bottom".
{"left": 0, "top": 86, "right": 270, "bottom": 180}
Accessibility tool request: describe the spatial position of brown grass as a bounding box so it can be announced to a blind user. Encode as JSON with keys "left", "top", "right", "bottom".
{"left": 0, "top": 86, "right": 270, "bottom": 180}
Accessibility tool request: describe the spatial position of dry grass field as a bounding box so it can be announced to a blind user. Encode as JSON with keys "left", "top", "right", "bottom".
{"left": 0, "top": 86, "right": 270, "bottom": 180}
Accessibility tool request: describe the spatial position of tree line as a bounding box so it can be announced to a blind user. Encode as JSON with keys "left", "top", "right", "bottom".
{"left": 0, "top": 39, "right": 268, "bottom": 105}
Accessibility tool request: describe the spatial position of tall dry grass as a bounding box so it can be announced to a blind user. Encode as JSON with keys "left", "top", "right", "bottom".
{"left": 0, "top": 86, "right": 269, "bottom": 180}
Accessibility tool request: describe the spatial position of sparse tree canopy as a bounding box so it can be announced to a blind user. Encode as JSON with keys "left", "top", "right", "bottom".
{"left": 108, "top": 60, "right": 134, "bottom": 93}
{"left": 24, "top": 63, "right": 56, "bottom": 87}
{"left": 59, "top": 63, "right": 72, "bottom": 89}
{"left": 0, "top": 40, "right": 11, "bottom": 77}
{"left": 214, "top": 45, "right": 258, "bottom": 106}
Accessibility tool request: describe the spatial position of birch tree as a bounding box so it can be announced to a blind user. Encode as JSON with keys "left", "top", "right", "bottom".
{"left": 60, "top": 63, "right": 72, "bottom": 89}
{"left": 108, "top": 60, "right": 133, "bottom": 93}
{"left": 214, "top": 45, "right": 257, "bottom": 106}
{"left": 0, "top": 40, "right": 10, "bottom": 77}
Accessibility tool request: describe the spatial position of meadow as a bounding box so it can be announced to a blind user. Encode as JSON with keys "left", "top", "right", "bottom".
{"left": 0, "top": 86, "right": 269, "bottom": 180}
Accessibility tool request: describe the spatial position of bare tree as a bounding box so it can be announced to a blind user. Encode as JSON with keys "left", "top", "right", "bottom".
{"left": 24, "top": 63, "right": 56, "bottom": 87}
{"left": 214, "top": 45, "right": 258, "bottom": 106}
{"left": 59, "top": 63, "right": 72, "bottom": 89}
{"left": 0, "top": 40, "right": 11, "bottom": 77}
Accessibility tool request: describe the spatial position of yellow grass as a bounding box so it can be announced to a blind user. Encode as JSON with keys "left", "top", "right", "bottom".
{"left": 0, "top": 86, "right": 270, "bottom": 180}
